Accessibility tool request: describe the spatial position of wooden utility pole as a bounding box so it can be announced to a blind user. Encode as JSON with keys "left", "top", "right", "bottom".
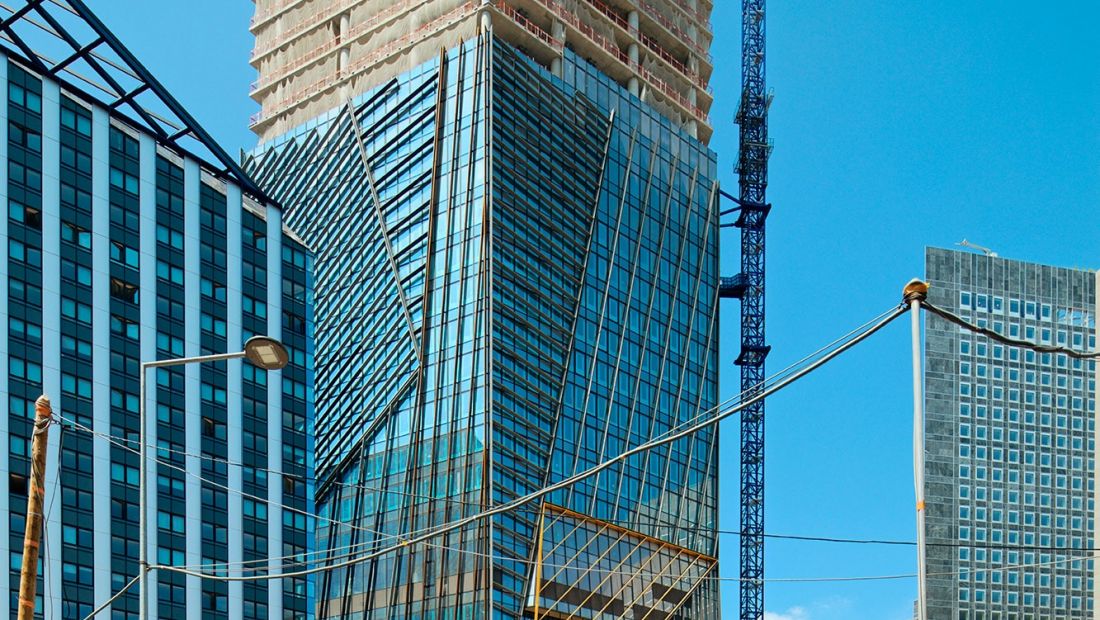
{"left": 17, "top": 395, "right": 52, "bottom": 620}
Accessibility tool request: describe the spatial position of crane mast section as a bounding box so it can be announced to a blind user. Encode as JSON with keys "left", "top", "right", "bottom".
{"left": 736, "top": 1, "right": 770, "bottom": 619}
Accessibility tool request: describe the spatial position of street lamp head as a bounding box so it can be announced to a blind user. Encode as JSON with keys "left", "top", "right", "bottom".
{"left": 243, "top": 336, "right": 289, "bottom": 370}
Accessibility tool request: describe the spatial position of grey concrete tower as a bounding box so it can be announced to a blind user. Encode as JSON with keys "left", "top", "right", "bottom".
{"left": 924, "top": 247, "right": 1095, "bottom": 618}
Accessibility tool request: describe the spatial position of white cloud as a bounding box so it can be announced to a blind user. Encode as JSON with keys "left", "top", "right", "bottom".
{"left": 764, "top": 607, "right": 809, "bottom": 620}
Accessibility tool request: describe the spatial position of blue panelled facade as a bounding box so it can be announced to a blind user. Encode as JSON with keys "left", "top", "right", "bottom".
{"left": 0, "top": 53, "right": 315, "bottom": 619}
{"left": 246, "top": 29, "right": 719, "bottom": 620}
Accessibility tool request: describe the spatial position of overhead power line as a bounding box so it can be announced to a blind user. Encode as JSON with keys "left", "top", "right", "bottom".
{"left": 154, "top": 303, "right": 910, "bottom": 583}
{"left": 82, "top": 296, "right": 1100, "bottom": 614}
{"left": 64, "top": 303, "right": 910, "bottom": 566}
{"left": 65, "top": 304, "right": 904, "bottom": 498}
{"left": 81, "top": 574, "right": 140, "bottom": 620}
{"left": 56, "top": 415, "right": 418, "bottom": 546}
{"left": 922, "top": 299, "right": 1100, "bottom": 359}
{"left": 88, "top": 518, "right": 1098, "bottom": 620}
{"left": 87, "top": 538, "right": 1093, "bottom": 620}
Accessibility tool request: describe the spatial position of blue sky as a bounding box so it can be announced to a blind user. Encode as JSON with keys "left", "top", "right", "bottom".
{"left": 90, "top": 1, "right": 1100, "bottom": 617}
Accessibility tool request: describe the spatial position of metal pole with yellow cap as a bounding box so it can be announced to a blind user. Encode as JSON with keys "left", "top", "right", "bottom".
{"left": 17, "top": 395, "right": 53, "bottom": 620}
{"left": 903, "top": 279, "right": 930, "bottom": 620}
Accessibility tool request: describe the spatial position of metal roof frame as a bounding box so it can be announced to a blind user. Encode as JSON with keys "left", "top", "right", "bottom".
{"left": 0, "top": 0, "right": 275, "bottom": 205}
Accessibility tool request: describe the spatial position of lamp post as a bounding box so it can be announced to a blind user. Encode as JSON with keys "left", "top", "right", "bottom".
{"left": 138, "top": 336, "right": 288, "bottom": 620}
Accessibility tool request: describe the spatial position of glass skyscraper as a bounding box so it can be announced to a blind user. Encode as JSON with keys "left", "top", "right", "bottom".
{"left": 246, "top": 2, "right": 720, "bottom": 618}
{"left": 924, "top": 247, "right": 1095, "bottom": 618}
{"left": 0, "top": 7, "right": 314, "bottom": 618}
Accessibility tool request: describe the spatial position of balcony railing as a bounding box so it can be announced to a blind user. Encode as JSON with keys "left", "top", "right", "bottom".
{"left": 251, "top": 0, "right": 421, "bottom": 94}
{"left": 570, "top": 0, "right": 709, "bottom": 89}
{"left": 251, "top": 1, "right": 477, "bottom": 128}
{"left": 530, "top": 0, "right": 708, "bottom": 122}
{"left": 496, "top": 3, "right": 564, "bottom": 50}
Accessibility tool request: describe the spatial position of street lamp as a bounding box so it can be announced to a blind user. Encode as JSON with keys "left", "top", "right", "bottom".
{"left": 138, "top": 336, "right": 289, "bottom": 620}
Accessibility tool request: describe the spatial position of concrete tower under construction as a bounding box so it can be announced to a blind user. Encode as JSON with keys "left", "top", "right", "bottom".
{"left": 248, "top": 0, "right": 713, "bottom": 142}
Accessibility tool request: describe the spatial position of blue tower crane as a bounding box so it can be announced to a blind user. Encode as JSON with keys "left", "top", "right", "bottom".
{"left": 719, "top": 1, "right": 771, "bottom": 618}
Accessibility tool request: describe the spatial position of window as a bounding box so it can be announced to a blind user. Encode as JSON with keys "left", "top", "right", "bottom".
{"left": 201, "top": 278, "right": 226, "bottom": 302}
{"left": 200, "top": 384, "right": 227, "bottom": 405}
{"left": 10, "top": 317, "right": 42, "bottom": 342}
{"left": 156, "top": 332, "right": 184, "bottom": 356}
{"left": 109, "top": 241, "right": 139, "bottom": 268}
{"left": 242, "top": 295, "right": 266, "bottom": 319}
{"left": 110, "top": 314, "right": 140, "bottom": 340}
{"left": 8, "top": 239, "right": 41, "bottom": 267}
{"left": 110, "top": 278, "right": 139, "bottom": 303}
{"left": 200, "top": 313, "right": 227, "bottom": 337}
{"left": 61, "top": 374, "right": 92, "bottom": 398}
{"left": 156, "top": 260, "right": 184, "bottom": 284}
{"left": 283, "top": 310, "right": 306, "bottom": 335}
{"left": 156, "top": 224, "right": 184, "bottom": 250}
{"left": 10, "top": 357, "right": 42, "bottom": 382}
{"left": 61, "top": 259, "right": 92, "bottom": 286}
{"left": 9, "top": 473, "right": 27, "bottom": 496}
{"left": 10, "top": 202, "right": 41, "bottom": 230}
{"left": 247, "top": 229, "right": 266, "bottom": 250}
{"left": 201, "top": 416, "right": 226, "bottom": 439}
{"left": 109, "top": 167, "right": 139, "bottom": 193}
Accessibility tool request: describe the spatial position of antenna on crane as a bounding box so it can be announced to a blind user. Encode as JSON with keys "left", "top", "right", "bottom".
{"left": 956, "top": 239, "right": 998, "bottom": 258}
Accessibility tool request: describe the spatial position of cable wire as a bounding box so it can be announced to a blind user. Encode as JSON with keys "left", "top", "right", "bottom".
{"left": 62, "top": 302, "right": 909, "bottom": 561}
{"left": 161, "top": 526, "right": 1099, "bottom": 586}
{"left": 921, "top": 299, "right": 1100, "bottom": 359}
{"left": 82, "top": 297, "right": 1100, "bottom": 603}
{"left": 59, "top": 299, "right": 903, "bottom": 519}
{"left": 61, "top": 411, "right": 520, "bottom": 573}
{"left": 81, "top": 573, "right": 140, "bottom": 620}
{"left": 659, "top": 304, "right": 902, "bottom": 442}
{"left": 155, "top": 303, "right": 910, "bottom": 583}
{"left": 705, "top": 528, "right": 1100, "bottom": 552}
{"left": 57, "top": 415, "right": 415, "bottom": 546}
{"left": 56, "top": 420, "right": 485, "bottom": 509}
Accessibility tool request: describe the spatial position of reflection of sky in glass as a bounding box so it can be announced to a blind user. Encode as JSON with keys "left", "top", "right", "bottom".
{"left": 247, "top": 33, "right": 719, "bottom": 619}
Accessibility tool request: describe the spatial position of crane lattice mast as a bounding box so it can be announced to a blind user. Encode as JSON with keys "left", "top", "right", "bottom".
{"left": 737, "top": 0, "right": 770, "bottom": 617}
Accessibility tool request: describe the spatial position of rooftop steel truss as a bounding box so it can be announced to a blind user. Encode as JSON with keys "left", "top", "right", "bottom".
{"left": 0, "top": 0, "right": 272, "bottom": 204}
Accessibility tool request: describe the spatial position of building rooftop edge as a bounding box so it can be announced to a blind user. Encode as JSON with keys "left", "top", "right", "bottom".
{"left": 0, "top": 48, "right": 310, "bottom": 249}
{"left": 926, "top": 246, "right": 1098, "bottom": 275}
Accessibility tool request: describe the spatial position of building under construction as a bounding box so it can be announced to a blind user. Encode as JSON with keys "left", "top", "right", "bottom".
{"left": 245, "top": 0, "right": 723, "bottom": 617}
{"left": 248, "top": 0, "right": 714, "bottom": 142}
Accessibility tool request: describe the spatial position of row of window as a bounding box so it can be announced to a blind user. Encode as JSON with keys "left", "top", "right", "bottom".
{"left": 959, "top": 340, "right": 1095, "bottom": 372}
{"left": 958, "top": 588, "right": 1088, "bottom": 610}
{"left": 959, "top": 291, "right": 1095, "bottom": 328}
{"left": 958, "top": 403, "right": 1094, "bottom": 427}
{"left": 959, "top": 383, "right": 1095, "bottom": 412}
